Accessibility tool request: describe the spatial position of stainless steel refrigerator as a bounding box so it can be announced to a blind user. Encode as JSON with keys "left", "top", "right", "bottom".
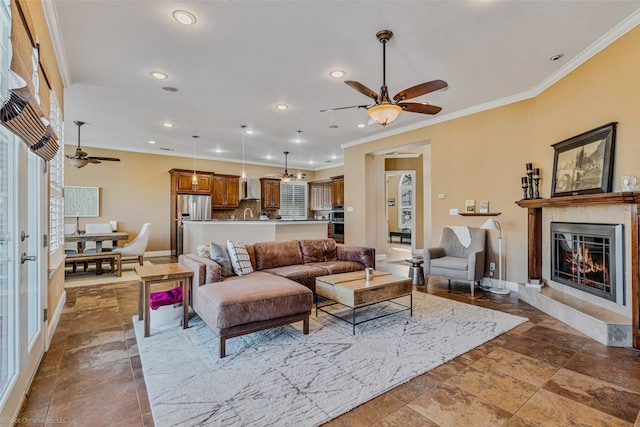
{"left": 176, "top": 194, "right": 211, "bottom": 255}
{"left": 177, "top": 194, "right": 212, "bottom": 221}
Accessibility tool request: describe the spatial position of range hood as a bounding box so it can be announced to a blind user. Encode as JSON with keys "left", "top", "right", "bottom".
{"left": 242, "top": 178, "right": 259, "bottom": 200}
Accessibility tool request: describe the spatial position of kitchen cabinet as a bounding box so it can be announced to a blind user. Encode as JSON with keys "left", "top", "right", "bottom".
{"left": 309, "top": 180, "right": 332, "bottom": 210}
{"left": 331, "top": 175, "right": 344, "bottom": 207}
{"left": 170, "top": 168, "right": 213, "bottom": 194}
{"left": 260, "top": 178, "right": 281, "bottom": 210}
{"left": 211, "top": 174, "right": 240, "bottom": 209}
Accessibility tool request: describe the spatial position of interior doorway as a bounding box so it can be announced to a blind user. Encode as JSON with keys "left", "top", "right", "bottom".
{"left": 385, "top": 171, "right": 416, "bottom": 254}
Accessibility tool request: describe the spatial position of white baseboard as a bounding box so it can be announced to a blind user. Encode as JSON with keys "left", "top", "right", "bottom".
{"left": 46, "top": 290, "right": 66, "bottom": 351}
{"left": 146, "top": 250, "right": 172, "bottom": 258}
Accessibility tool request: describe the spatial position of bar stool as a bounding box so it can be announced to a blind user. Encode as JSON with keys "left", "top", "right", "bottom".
{"left": 407, "top": 257, "right": 425, "bottom": 286}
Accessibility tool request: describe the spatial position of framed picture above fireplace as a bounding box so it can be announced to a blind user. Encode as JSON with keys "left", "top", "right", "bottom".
{"left": 550, "top": 122, "right": 617, "bottom": 197}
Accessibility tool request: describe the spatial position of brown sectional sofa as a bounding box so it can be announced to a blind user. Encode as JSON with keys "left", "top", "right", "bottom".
{"left": 179, "top": 238, "right": 375, "bottom": 357}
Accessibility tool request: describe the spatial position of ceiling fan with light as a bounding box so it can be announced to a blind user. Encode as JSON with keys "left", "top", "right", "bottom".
{"left": 264, "top": 151, "right": 306, "bottom": 182}
{"left": 321, "top": 30, "right": 448, "bottom": 126}
{"left": 66, "top": 120, "right": 121, "bottom": 168}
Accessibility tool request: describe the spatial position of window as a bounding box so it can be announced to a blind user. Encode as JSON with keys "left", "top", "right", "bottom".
{"left": 279, "top": 181, "right": 308, "bottom": 220}
{"left": 48, "top": 95, "right": 63, "bottom": 260}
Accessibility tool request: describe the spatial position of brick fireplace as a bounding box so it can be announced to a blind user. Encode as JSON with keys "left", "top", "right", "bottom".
{"left": 516, "top": 193, "right": 640, "bottom": 349}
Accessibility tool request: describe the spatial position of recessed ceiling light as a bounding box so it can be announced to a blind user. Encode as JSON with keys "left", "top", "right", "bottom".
{"left": 357, "top": 123, "right": 366, "bottom": 128}
{"left": 150, "top": 71, "right": 168, "bottom": 80}
{"left": 331, "top": 155, "right": 337, "bottom": 160}
{"left": 549, "top": 53, "right": 564, "bottom": 61}
{"left": 266, "top": 155, "right": 272, "bottom": 160}
{"left": 148, "top": 140, "right": 156, "bottom": 144}
{"left": 172, "top": 10, "right": 197, "bottom": 25}
{"left": 329, "top": 69, "right": 346, "bottom": 78}
{"left": 309, "top": 160, "right": 315, "bottom": 165}
{"left": 163, "top": 122, "right": 174, "bottom": 128}
{"left": 214, "top": 149, "right": 222, "bottom": 153}
{"left": 275, "top": 104, "right": 289, "bottom": 111}
{"left": 245, "top": 129, "right": 255, "bottom": 135}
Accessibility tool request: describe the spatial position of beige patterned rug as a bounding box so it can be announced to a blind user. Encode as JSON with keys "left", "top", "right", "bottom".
{"left": 134, "top": 292, "right": 527, "bottom": 427}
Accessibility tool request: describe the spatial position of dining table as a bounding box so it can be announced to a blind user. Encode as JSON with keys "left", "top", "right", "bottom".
{"left": 65, "top": 231, "right": 129, "bottom": 252}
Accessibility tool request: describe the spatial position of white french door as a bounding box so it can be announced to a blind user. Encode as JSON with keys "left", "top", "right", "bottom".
{"left": 0, "top": 130, "right": 46, "bottom": 420}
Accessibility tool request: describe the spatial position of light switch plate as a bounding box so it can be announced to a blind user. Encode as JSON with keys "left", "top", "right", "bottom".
{"left": 438, "top": 193, "right": 446, "bottom": 199}
{"left": 346, "top": 206, "right": 354, "bottom": 212}
{"left": 449, "top": 208, "right": 459, "bottom": 215}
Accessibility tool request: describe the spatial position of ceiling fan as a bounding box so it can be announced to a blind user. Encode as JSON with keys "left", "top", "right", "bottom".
{"left": 321, "top": 30, "right": 448, "bottom": 126}
{"left": 66, "top": 120, "right": 121, "bottom": 168}
{"left": 264, "top": 151, "right": 306, "bottom": 182}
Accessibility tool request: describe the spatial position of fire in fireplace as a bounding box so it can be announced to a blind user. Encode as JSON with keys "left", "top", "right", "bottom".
{"left": 551, "top": 222, "right": 624, "bottom": 304}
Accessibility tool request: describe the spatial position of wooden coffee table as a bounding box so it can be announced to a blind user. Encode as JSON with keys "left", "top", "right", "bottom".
{"left": 135, "top": 263, "right": 193, "bottom": 337}
{"left": 315, "top": 270, "right": 412, "bottom": 334}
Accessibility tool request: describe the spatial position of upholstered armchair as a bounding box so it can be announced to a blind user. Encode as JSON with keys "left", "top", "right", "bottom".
{"left": 424, "top": 226, "right": 486, "bottom": 297}
{"left": 111, "top": 223, "right": 151, "bottom": 265}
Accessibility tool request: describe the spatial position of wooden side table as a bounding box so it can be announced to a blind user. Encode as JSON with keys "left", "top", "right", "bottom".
{"left": 135, "top": 263, "right": 194, "bottom": 337}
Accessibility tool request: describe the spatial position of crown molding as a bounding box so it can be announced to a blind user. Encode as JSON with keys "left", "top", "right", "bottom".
{"left": 41, "top": 0, "right": 71, "bottom": 88}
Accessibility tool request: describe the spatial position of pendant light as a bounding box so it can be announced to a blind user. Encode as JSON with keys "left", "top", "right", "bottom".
{"left": 240, "top": 125, "right": 247, "bottom": 180}
{"left": 191, "top": 135, "right": 199, "bottom": 190}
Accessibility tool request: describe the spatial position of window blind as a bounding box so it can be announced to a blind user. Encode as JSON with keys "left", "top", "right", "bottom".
{"left": 279, "top": 181, "right": 308, "bottom": 220}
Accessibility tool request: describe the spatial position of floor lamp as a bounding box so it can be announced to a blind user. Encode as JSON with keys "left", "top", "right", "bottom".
{"left": 481, "top": 218, "right": 509, "bottom": 295}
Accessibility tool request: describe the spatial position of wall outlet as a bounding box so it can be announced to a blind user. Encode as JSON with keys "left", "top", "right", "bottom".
{"left": 489, "top": 262, "right": 496, "bottom": 272}
{"left": 438, "top": 193, "right": 446, "bottom": 199}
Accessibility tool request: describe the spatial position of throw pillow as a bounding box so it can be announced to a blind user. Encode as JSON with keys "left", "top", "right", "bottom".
{"left": 196, "top": 245, "right": 210, "bottom": 258}
{"left": 226, "top": 240, "right": 254, "bottom": 276}
{"left": 210, "top": 242, "right": 235, "bottom": 277}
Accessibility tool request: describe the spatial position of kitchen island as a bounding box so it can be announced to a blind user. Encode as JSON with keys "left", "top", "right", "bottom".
{"left": 182, "top": 220, "right": 329, "bottom": 254}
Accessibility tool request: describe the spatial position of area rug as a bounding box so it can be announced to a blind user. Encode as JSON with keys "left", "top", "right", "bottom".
{"left": 134, "top": 292, "right": 527, "bottom": 427}
{"left": 64, "top": 260, "right": 153, "bottom": 288}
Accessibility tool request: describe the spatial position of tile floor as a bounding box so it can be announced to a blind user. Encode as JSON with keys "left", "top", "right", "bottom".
{"left": 17, "top": 253, "right": 640, "bottom": 427}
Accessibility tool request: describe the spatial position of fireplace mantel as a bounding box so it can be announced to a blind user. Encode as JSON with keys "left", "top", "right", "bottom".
{"left": 516, "top": 192, "right": 640, "bottom": 349}
{"left": 516, "top": 192, "right": 640, "bottom": 209}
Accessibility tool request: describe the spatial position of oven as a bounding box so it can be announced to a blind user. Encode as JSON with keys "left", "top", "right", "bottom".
{"left": 330, "top": 221, "right": 344, "bottom": 240}
{"left": 329, "top": 210, "right": 344, "bottom": 222}
{"left": 329, "top": 209, "right": 344, "bottom": 241}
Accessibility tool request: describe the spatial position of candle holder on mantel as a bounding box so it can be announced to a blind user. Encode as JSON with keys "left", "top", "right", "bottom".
{"left": 521, "top": 176, "right": 529, "bottom": 200}
{"left": 533, "top": 168, "right": 541, "bottom": 199}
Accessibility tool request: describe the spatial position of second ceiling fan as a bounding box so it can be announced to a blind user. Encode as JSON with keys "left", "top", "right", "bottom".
{"left": 66, "top": 120, "right": 121, "bottom": 168}
{"left": 322, "top": 30, "right": 448, "bottom": 126}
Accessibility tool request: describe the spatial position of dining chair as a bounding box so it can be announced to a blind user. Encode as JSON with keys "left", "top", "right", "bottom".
{"left": 111, "top": 223, "right": 151, "bottom": 266}
{"left": 83, "top": 223, "right": 114, "bottom": 253}
{"left": 64, "top": 223, "right": 87, "bottom": 272}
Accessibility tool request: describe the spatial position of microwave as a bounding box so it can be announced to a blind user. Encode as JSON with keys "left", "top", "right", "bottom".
{"left": 329, "top": 210, "right": 344, "bottom": 222}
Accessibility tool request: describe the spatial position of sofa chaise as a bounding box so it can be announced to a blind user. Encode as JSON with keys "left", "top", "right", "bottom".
{"left": 179, "top": 238, "right": 375, "bottom": 357}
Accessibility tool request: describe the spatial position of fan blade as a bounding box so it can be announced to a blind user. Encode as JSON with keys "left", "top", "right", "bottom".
{"left": 87, "top": 156, "right": 120, "bottom": 162}
{"left": 393, "top": 79, "right": 448, "bottom": 102}
{"left": 399, "top": 102, "right": 442, "bottom": 115}
{"left": 345, "top": 81, "right": 379, "bottom": 102}
{"left": 87, "top": 159, "right": 101, "bottom": 164}
{"left": 320, "top": 104, "right": 369, "bottom": 112}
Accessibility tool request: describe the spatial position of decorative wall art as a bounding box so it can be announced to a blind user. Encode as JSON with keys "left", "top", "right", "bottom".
{"left": 550, "top": 122, "right": 617, "bottom": 197}
{"left": 65, "top": 186, "right": 99, "bottom": 217}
